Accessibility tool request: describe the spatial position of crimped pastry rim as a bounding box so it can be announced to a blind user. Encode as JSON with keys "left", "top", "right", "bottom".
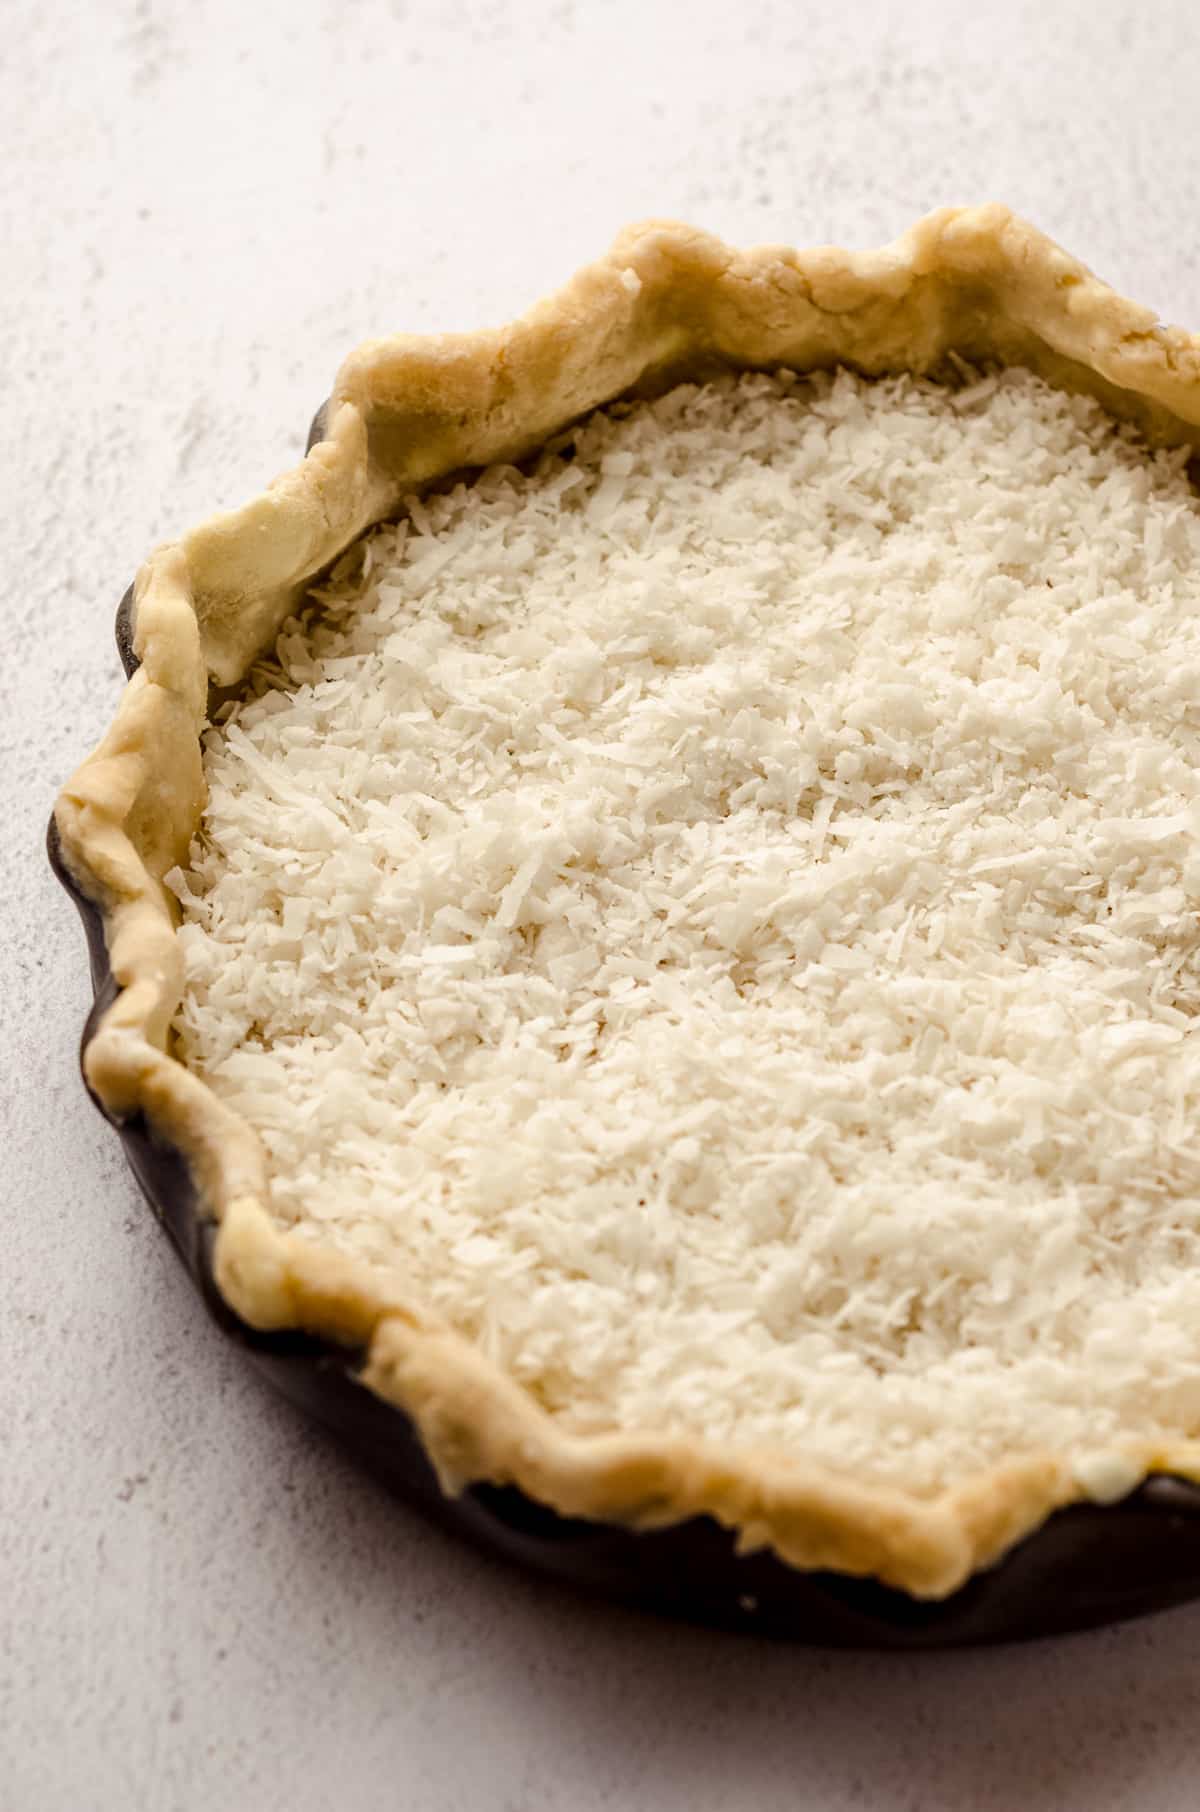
{"left": 54, "top": 205, "right": 1200, "bottom": 1598}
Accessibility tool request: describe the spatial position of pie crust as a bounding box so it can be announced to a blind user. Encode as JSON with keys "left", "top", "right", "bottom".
{"left": 55, "top": 205, "right": 1200, "bottom": 1599}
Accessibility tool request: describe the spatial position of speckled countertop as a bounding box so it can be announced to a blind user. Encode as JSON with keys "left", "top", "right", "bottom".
{"left": 6, "top": 2, "right": 1200, "bottom": 1806}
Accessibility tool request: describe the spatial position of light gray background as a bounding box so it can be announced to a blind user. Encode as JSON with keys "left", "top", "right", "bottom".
{"left": 6, "top": 1, "right": 1200, "bottom": 1806}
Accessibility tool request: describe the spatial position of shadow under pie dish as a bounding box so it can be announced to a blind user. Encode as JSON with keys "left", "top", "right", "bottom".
{"left": 52, "top": 205, "right": 1200, "bottom": 1644}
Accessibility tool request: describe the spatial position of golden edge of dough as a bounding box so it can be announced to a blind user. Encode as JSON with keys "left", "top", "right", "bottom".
{"left": 52, "top": 204, "right": 1200, "bottom": 1599}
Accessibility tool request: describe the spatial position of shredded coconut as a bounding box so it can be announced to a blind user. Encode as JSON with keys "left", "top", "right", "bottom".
{"left": 170, "top": 367, "right": 1200, "bottom": 1494}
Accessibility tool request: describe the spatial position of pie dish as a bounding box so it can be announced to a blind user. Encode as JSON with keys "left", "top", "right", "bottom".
{"left": 52, "top": 205, "right": 1200, "bottom": 1633}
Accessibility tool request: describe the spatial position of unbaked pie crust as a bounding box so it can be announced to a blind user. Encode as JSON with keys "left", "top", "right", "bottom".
{"left": 56, "top": 206, "right": 1200, "bottom": 1598}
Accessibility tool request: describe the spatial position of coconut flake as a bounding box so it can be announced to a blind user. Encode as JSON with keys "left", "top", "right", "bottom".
{"left": 174, "top": 367, "right": 1200, "bottom": 1493}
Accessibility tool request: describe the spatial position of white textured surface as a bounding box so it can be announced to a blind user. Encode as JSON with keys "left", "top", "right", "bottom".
{"left": 6, "top": 1, "right": 1200, "bottom": 1806}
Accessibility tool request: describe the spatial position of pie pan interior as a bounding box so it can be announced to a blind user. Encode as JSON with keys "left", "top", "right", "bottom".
{"left": 49, "top": 385, "right": 1200, "bottom": 1646}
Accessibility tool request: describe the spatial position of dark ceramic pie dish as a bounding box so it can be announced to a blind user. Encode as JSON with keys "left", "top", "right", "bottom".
{"left": 49, "top": 401, "right": 1200, "bottom": 1650}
